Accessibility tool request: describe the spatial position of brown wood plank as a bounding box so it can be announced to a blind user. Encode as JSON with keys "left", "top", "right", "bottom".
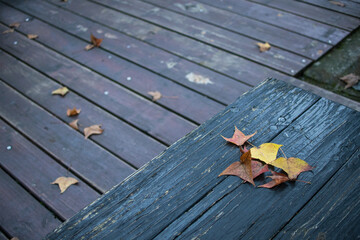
{"left": 145, "top": 0, "right": 330, "bottom": 60}
{"left": 0, "top": 81, "right": 134, "bottom": 192}
{"left": 251, "top": 0, "right": 360, "bottom": 30}
{"left": 47, "top": 0, "right": 289, "bottom": 87}
{"left": 199, "top": 0, "right": 349, "bottom": 45}
{"left": 0, "top": 1, "right": 223, "bottom": 125}
{"left": 0, "top": 168, "right": 61, "bottom": 240}
{"left": 18, "top": 0, "right": 252, "bottom": 106}
{"left": 0, "top": 50, "right": 165, "bottom": 169}
{"left": 300, "top": 0, "right": 360, "bottom": 18}
{"left": 0, "top": 119, "right": 100, "bottom": 220}
{"left": 87, "top": 0, "right": 307, "bottom": 75}
{"left": 0, "top": 23, "right": 196, "bottom": 145}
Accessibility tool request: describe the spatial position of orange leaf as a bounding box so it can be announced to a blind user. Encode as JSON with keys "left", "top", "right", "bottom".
{"left": 251, "top": 160, "right": 269, "bottom": 179}
{"left": 258, "top": 171, "right": 289, "bottom": 188}
{"left": 148, "top": 91, "right": 162, "bottom": 101}
{"left": 270, "top": 157, "right": 314, "bottom": 180}
{"left": 51, "top": 176, "right": 78, "bottom": 193}
{"left": 84, "top": 124, "right": 103, "bottom": 139}
{"left": 9, "top": 22, "right": 20, "bottom": 28}
{"left": 67, "top": 107, "right": 81, "bottom": 117}
{"left": 27, "top": 34, "right": 38, "bottom": 39}
{"left": 250, "top": 143, "right": 283, "bottom": 164}
{"left": 222, "top": 126, "right": 256, "bottom": 146}
{"left": 52, "top": 86, "right": 69, "bottom": 96}
{"left": 69, "top": 119, "right": 79, "bottom": 130}
{"left": 91, "top": 33, "right": 103, "bottom": 47}
{"left": 219, "top": 151, "right": 255, "bottom": 186}
{"left": 256, "top": 42, "right": 271, "bottom": 52}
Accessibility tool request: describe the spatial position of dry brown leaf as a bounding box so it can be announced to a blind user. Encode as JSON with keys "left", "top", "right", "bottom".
{"left": 85, "top": 44, "right": 95, "bottom": 51}
{"left": 2, "top": 28, "right": 14, "bottom": 34}
{"left": 85, "top": 34, "right": 103, "bottom": 50}
{"left": 69, "top": 119, "right": 79, "bottom": 130}
{"left": 52, "top": 86, "right": 69, "bottom": 96}
{"left": 329, "top": 1, "right": 345, "bottom": 7}
{"left": 256, "top": 42, "right": 271, "bottom": 52}
{"left": 84, "top": 124, "right": 103, "bottom": 139}
{"left": 222, "top": 126, "right": 256, "bottom": 146}
{"left": 10, "top": 22, "right": 20, "bottom": 28}
{"left": 67, "top": 107, "right": 81, "bottom": 117}
{"left": 258, "top": 171, "right": 289, "bottom": 188}
{"left": 148, "top": 91, "right": 162, "bottom": 101}
{"left": 340, "top": 73, "right": 360, "bottom": 89}
{"left": 251, "top": 160, "right": 269, "bottom": 179}
{"left": 52, "top": 176, "right": 78, "bottom": 193}
{"left": 27, "top": 34, "right": 38, "bottom": 39}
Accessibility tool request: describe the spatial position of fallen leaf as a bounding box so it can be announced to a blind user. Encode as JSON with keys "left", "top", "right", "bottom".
{"left": 251, "top": 160, "right": 269, "bottom": 179}
{"left": 340, "top": 73, "right": 360, "bottom": 89}
{"left": 329, "top": 1, "right": 345, "bottom": 7}
{"left": 270, "top": 157, "right": 314, "bottom": 180}
{"left": 69, "top": 119, "right": 79, "bottom": 130}
{"left": 258, "top": 171, "right": 289, "bottom": 188}
{"left": 84, "top": 124, "right": 103, "bottom": 139}
{"left": 317, "top": 49, "right": 324, "bottom": 55}
{"left": 2, "top": 28, "right": 14, "bottom": 34}
{"left": 250, "top": 143, "right": 283, "bottom": 164}
{"left": 85, "top": 44, "right": 94, "bottom": 51}
{"left": 91, "top": 33, "right": 103, "bottom": 47}
{"left": 67, "top": 107, "right": 81, "bottom": 117}
{"left": 52, "top": 176, "right": 78, "bottom": 193}
{"left": 27, "top": 34, "right": 38, "bottom": 39}
{"left": 9, "top": 22, "right": 20, "bottom": 28}
{"left": 256, "top": 42, "right": 271, "bottom": 52}
{"left": 52, "top": 86, "right": 69, "bottom": 96}
{"left": 222, "top": 126, "right": 256, "bottom": 146}
{"left": 219, "top": 151, "right": 255, "bottom": 186}
{"left": 148, "top": 91, "right": 162, "bottom": 101}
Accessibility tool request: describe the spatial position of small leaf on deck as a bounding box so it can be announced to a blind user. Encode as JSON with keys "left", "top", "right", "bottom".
{"left": 256, "top": 42, "right": 271, "bottom": 52}
{"left": 270, "top": 157, "right": 314, "bottom": 180}
{"left": 340, "top": 73, "right": 359, "bottom": 89}
{"left": 148, "top": 91, "right": 162, "bottom": 101}
{"left": 85, "top": 33, "right": 103, "bottom": 50}
{"left": 222, "top": 126, "right": 256, "bottom": 146}
{"left": 52, "top": 176, "right": 78, "bottom": 193}
{"left": 67, "top": 107, "right": 81, "bottom": 117}
{"left": 9, "top": 22, "right": 20, "bottom": 28}
{"left": 329, "top": 1, "right": 345, "bottom": 7}
{"left": 250, "top": 143, "right": 282, "bottom": 164}
{"left": 2, "top": 28, "right": 14, "bottom": 34}
{"left": 52, "top": 86, "right": 69, "bottom": 96}
{"left": 27, "top": 34, "right": 38, "bottom": 39}
{"left": 258, "top": 171, "right": 289, "bottom": 189}
{"left": 69, "top": 119, "right": 79, "bottom": 130}
{"left": 84, "top": 124, "right": 103, "bottom": 139}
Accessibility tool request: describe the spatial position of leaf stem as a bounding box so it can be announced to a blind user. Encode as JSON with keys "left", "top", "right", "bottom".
{"left": 247, "top": 141, "right": 257, "bottom": 148}
{"left": 280, "top": 147, "right": 287, "bottom": 159}
{"left": 295, "top": 179, "right": 311, "bottom": 184}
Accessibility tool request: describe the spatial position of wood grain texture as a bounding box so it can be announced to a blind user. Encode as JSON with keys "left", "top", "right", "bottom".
{"left": 0, "top": 81, "right": 134, "bottom": 192}
{"left": 0, "top": 169, "right": 61, "bottom": 240}
{"left": 0, "top": 22, "right": 196, "bottom": 145}
{"left": 144, "top": 0, "right": 329, "bottom": 60}
{"left": 251, "top": 0, "right": 360, "bottom": 30}
{"left": 0, "top": 50, "right": 165, "bottom": 169}
{"left": 300, "top": 0, "right": 360, "bottom": 18}
{"left": 29, "top": 0, "right": 251, "bottom": 106}
{"left": 0, "top": 119, "right": 100, "bottom": 220}
{"left": 47, "top": 79, "right": 328, "bottom": 239}
{"left": 200, "top": 0, "right": 348, "bottom": 45}
{"left": 0, "top": 2, "right": 221, "bottom": 126}
{"left": 274, "top": 150, "right": 360, "bottom": 240}
{"left": 47, "top": 0, "right": 289, "bottom": 85}
{"left": 88, "top": 0, "right": 306, "bottom": 75}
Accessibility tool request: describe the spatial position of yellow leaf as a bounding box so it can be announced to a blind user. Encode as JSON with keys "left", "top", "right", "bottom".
{"left": 256, "top": 42, "right": 271, "bottom": 52}
{"left": 51, "top": 177, "right": 78, "bottom": 193}
{"left": 84, "top": 124, "right": 103, "bottom": 139}
{"left": 52, "top": 87, "right": 69, "bottom": 96}
{"left": 270, "top": 157, "right": 314, "bottom": 180}
{"left": 250, "top": 143, "right": 282, "bottom": 164}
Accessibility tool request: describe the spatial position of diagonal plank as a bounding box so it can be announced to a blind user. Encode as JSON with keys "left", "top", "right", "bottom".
{"left": 199, "top": 0, "right": 348, "bottom": 45}
{"left": 251, "top": 0, "right": 360, "bottom": 30}
{"left": 0, "top": 51, "right": 165, "bottom": 168}
{"left": 0, "top": 119, "right": 100, "bottom": 220}
{"left": 47, "top": 79, "right": 326, "bottom": 239}
{"left": 144, "top": 0, "right": 329, "bottom": 60}
{"left": 0, "top": 22, "right": 196, "bottom": 144}
{"left": 0, "top": 168, "right": 61, "bottom": 240}
{"left": 0, "top": 81, "right": 135, "bottom": 192}
{"left": 299, "top": 0, "right": 360, "bottom": 18}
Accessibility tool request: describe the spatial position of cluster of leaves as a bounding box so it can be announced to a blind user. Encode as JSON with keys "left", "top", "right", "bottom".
{"left": 219, "top": 126, "right": 313, "bottom": 188}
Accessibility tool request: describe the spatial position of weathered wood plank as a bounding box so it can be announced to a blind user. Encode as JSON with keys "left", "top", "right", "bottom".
{"left": 0, "top": 50, "right": 165, "bottom": 168}
{"left": 87, "top": 0, "right": 307, "bottom": 75}
{"left": 47, "top": 79, "right": 323, "bottom": 239}
{"left": 171, "top": 99, "right": 359, "bottom": 239}
{"left": 0, "top": 81, "right": 134, "bottom": 192}
{"left": 13, "top": 0, "right": 251, "bottom": 106}
{"left": 274, "top": 149, "right": 360, "bottom": 240}
{"left": 0, "top": 231, "right": 7, "bottom": 240}
{"left": 0, "top": 22, "right": 196, "bottom": 145}
{"left": 251, "top": 0, "right": 360, "bottom": 30}
{"left": 300, "top": 0, "right": 360, "bottom": 18}
{"left": 144, "top": 0, "right": 329, "bottom": 60}
{"left": 0, "top": 119, "right": 100, "bottom": 220}
{"left": 0, "top": 168, "right": 61, "bottom": 240}
{"left": 46, "top": 0, "right": 289, "bottom": 86}
{"left": 200, "top": 0, "right": 348, "bottom": 45}
{"left": 0, "top": 2, "right": 222, "bottom": 126}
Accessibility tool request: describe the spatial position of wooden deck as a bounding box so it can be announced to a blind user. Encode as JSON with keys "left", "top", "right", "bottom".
{"left": 0, "top": 0, "right": 359, "bottom": 239}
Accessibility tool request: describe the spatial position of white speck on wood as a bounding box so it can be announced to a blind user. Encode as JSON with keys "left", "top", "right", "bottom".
{"left": 166, "top": 61, "right": 177, "bottom": 69}
{"left": 105, "top": 33, "right": 118, "bottom": 39}
{"left": 76, "top": 25, "right": 88, "bottom": 32}
{"left": 186, "top": 72, "right": 213, "bottom": 85}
